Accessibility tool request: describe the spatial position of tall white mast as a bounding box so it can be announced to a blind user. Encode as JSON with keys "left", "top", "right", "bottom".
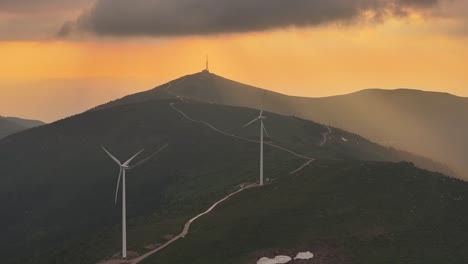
{"left": 260, "top": 119, "right": 264, "bottom": 186}
{"left": 122, "top": 169, "right": 127, "bottom": 258}
{"left": 243, "top": 110, "right": 268, "bottom": 186}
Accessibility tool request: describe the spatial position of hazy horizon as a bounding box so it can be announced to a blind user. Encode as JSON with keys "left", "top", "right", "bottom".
{"left": 1, "top": 71, "right": 468, "bottom": 123}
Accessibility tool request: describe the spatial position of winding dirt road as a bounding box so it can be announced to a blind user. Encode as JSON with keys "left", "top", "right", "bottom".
{"left": 289, "top": 159, "right": 314, "bottom": 175}
{"left": 108, "top": 81, "right": 330, "bottom": 264}
{"left": 318, "top": 125, "right": 332, "bottom": 147}
{"left": 130, "top": 183, "right": 258, "bottom": 264}
{"left": 165, "top": 78, "right": 329, "bottom": 162}
{"left": 97, "top": 79, "right": 335, "bottom": 264}
{"left": 169, "top": 102, "right": 316, "bottom": 166}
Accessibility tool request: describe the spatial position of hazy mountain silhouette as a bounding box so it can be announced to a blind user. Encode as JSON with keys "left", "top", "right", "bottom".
{"left": 5, "top": 116, "right": 45, "bottom": 128}
{"left": 0, "top": 116, "right": 44, "bottom": 139}
{"left": 0, "top": 117, "right": 25, "bottom": 139}
{"left": 94, "top": 71, "right": 465, "bottom": 178}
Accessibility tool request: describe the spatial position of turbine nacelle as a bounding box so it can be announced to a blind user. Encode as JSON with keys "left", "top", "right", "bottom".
{"left": 102, "top": 144, "right": 168, "bottom": 205}
{"left": 243, "top": 108, "right": 267, "bottom": 128}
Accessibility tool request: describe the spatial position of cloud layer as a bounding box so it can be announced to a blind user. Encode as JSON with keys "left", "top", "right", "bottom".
{"left": 58, "top": 0, "right": 441, "bottom": 38}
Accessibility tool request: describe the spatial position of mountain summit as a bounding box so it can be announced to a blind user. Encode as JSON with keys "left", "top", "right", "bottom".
{"left": 93, "top": 71, "right": 276, "bottom": 111}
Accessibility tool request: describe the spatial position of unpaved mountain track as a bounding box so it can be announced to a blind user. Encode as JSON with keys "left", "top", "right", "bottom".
{"left": 318, "top": 126, "right": 332, "bottom": 147}
{"left": 289, "top": 159, "right": 314, "bottom": 175}
{"left": 130, "top": 183, "right": 258, "bottom": 264}
{"left": 170, "top": 102, "right": 315, "bottom": 168}
{"left": 166, "top": 78, "right": 328, "bottom": 163}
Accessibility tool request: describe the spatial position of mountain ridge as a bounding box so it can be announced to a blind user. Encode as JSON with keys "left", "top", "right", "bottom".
{"left": 90, "top": 71, "right": 467, "bottom": 179}
{"left": 345, "top": 88, "right": 466, "bottom": 98}
{"left": 94, "top": 71, "right": 467, "bottom": 108}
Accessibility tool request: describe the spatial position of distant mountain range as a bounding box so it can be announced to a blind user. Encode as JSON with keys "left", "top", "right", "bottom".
{"left": 0, "top": 116, "right": 45, "bottom": 139}
{"left": 1, "top": 71, "right": 467, "bottom": 263}
{"left": 96, "top": 71, "right": 468, "bottom": 179}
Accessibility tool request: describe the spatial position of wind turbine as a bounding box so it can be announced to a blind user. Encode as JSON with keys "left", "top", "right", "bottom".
{"left": 243, "top": 99, "right": 270, "bottom": 186}
{"left": 101, "top": 144, "right": 168, "bottom": 258}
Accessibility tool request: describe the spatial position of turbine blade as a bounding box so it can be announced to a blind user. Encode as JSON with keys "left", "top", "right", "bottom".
{"left": 263, "top": 124, "right": 270, "bottom": 138}
{"left": 114, "top": 168, "right": 122, "bottom": 205}
{"left": 260, "top": 91, "right": 266, "bottom": 114}
{"left": 129, "top": 144, "right": 169, "bottom": 170}
{"left": 123, "top": 149, "right": 145, "bottom": 166}
{"left": 243, "top": 117, "right": 260, "bottom": 128}
{"left": 102, "top": 146, "right": 122, "bottom": 166}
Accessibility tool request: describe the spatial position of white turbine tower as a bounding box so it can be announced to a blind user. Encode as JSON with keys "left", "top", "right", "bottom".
{"left": 102, "top": 144, "right": 168, "bottom": 258}
{"left": 243, "top": 103, "right": 270, "bottom": 186}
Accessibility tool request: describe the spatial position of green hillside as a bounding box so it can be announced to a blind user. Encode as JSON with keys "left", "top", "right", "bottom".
{"left": 143, "top": 160, "right": 468, "bottom": 264}
{"left": 0, "top": 99, "right": 404, "bottom": 263}
{"left": 1, "top": 99, "right": 281, "bottom": 264}
{"left": 175, "top": 102, "right": 451, "bottom": 175}
{"left": 1, "top": 97, "right": 454, "bottom": 264}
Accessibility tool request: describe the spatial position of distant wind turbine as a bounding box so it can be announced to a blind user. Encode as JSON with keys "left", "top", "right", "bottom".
{"left": 243, "top": 95, "right": 270, "bottom": 186}
{"left": 102, "top": 144, "right": 168, "bottom": 258}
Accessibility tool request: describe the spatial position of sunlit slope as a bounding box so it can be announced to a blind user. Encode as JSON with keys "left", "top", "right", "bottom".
{"left": 293, "top": 89, "right": 468, "bottom": 180}
{"left": 1, "top": 98, "right": 443, "bottom": 264}
{"left": 169, "top": 79, "right": 468, "bottom": 180}
{"left": 142, "top": 160, "right": 468, "bottom": 264}
{"left": 176, "top": 86, "right": 468, "bottom": 179}
{"left": 174, "top": 102, "right": 451, "bottom": 175}
{"left": 92, "top": 72, "right": 465, "bottom": 178}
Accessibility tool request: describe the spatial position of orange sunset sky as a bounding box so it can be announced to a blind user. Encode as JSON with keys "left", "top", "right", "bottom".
{"left": 1, "top": 0, "right": 467, "bottom": 122}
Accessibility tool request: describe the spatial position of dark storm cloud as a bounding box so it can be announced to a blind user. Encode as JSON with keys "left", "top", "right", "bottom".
{"left": 0, "top": 0, "right": 95, "bottom": 40}
{"left": 58, "top": 0, "right": 443, "bottom": 38}
{"left": 0, "top": 0, "right": 93, "bottom": 13}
